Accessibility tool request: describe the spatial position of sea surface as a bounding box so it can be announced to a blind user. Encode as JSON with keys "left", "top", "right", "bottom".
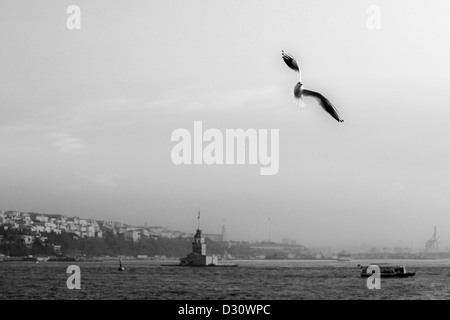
{"left": 1, "top": 259, "right": 450, "bottom": 300}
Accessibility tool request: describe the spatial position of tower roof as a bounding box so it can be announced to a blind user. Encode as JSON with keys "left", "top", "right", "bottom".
{"left": 194, "top": 228, "right": 202, "bottom": 239}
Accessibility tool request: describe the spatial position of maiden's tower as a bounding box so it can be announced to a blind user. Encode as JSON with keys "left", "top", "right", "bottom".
{"left": 179, "top": 211, "right": 219, "bottom": 266}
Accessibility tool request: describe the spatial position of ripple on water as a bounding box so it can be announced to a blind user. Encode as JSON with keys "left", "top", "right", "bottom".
{"left": 0, "top": 260, "right": 449, "bottom": 299}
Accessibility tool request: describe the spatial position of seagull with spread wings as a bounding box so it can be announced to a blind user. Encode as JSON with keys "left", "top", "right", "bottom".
{"left": 281, "top": 50, "right": 344, "bottom": 123}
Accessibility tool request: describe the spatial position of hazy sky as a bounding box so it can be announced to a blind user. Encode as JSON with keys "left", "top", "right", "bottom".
{"left": 1, "top": 0, "right": 450, "bottom": 249}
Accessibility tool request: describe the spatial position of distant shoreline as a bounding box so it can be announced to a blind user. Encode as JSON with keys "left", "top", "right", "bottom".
{"left": 1, "top": 256, "right": 446, "bottom": 263}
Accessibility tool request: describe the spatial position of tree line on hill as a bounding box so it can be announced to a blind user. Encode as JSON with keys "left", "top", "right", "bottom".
{"left": 0, "top": 227, "right": 228, "bottom": 258}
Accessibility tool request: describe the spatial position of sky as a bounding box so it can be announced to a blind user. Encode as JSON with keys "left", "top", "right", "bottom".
{"left": 1, "top": 0, "right": 450, "bottom": 249}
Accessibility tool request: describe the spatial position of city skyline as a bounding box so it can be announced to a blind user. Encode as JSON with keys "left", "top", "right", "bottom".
{"left": 0, "top": 208, "right": 443, "bottom": 253}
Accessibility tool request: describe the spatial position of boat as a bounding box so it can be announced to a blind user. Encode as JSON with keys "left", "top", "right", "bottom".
{"left": 36, "top": 256, "right": 50, "bottom": 262}
{"left": 337, "top": 251, "right": 352, "bottom": 261}
{"left": 47, "top": 256, "right": 77, "bottom": 262}
{"left": 359, "top": 264, "right": 415, "bottom": 278}
{"left": 21, "top": 255, "right": 38, "bottom": 262}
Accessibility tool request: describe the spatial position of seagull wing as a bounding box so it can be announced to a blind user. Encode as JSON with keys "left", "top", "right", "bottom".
{"left": 302, "top": 89, "right": 344, "bottom": 123}
{"left": 281, "top": 50, "right": 300, "bottom": 73}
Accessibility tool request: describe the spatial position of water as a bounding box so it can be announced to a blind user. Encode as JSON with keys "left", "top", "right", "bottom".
{"left": 1, "top": 259, "right": 450, "bottom": 300}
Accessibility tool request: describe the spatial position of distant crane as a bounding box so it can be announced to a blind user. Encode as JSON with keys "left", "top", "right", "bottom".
{"left": 221, "top": 219, "right": 227, "bottom": 242}
{"left": 425, "top": 226, "right": 440, "bottom": 253}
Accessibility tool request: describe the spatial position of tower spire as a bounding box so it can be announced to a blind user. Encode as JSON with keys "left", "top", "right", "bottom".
{"left": 198, "top": 209, "right": 200, "bottom": 230}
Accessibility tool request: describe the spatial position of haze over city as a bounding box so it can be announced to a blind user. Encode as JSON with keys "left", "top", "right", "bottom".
{"left": 1, "top": 0, "right": 450, "bottom": 249}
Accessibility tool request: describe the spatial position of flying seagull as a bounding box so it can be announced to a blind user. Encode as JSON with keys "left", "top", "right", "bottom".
{"left": 281, "top": 50, "right": 344, "bottom": 123}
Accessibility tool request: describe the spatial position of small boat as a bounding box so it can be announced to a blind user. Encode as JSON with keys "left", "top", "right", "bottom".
{"left": 36, "top": 256, "right": 49, "bottom": 262}
{"left": 337, "top": 251, "right": 352, "bottom": 261}
{"left": 118, "top": 257, "right": 125, "bottom": 271}
{"left": 21, "top": 256, "right": 38, "bottom": 262}
{"left": 359, "top": 264, "right": 415, "bottom": 278}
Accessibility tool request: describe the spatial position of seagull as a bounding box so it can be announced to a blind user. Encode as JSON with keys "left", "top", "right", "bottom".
{"left": 281, "top": 50, "right": 344, "bottom": 123}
